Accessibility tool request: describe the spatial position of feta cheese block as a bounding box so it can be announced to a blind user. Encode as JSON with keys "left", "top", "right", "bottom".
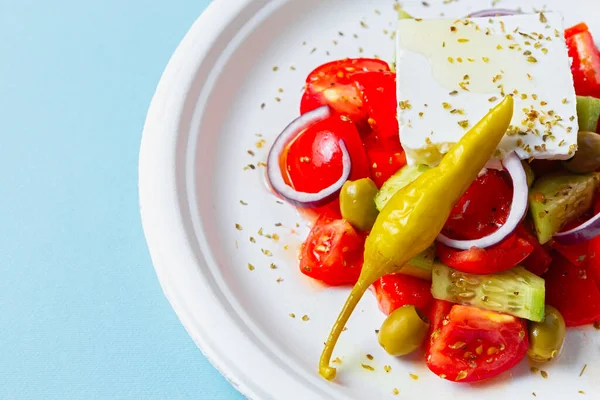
{"left": 396, "top": 12, "right": 578, "bottom": 166}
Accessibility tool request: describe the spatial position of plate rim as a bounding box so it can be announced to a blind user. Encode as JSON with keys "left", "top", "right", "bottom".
{"left": 139, "top": 1, "right": 343, "bottom": 399}
{"left": 139, "top": 1, "right": 259, "bottom": 399}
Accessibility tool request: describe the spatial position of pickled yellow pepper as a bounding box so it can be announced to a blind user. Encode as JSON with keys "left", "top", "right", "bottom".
{"left": 319, "top": 95, "right": 515, "bottom": 381}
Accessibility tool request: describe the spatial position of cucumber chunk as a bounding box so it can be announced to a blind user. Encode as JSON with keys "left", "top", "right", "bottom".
{"left": 431, "top": 263, "right": 545, "bottom": 322}
{"left": 375, "top": 164, "right": 430, "bottom": 211}
{"left": 402, "top": 246, "right": 435, "bottom": 280}
{"left": 529, "top": 171, "right": 600, "bottom": 244}
{"left": 576, "top": 96, "right": 600, "bottom": 132}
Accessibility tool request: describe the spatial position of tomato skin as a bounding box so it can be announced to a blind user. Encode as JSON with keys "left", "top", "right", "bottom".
{"left": 371, "top": 273, "right": 434, "bottom": 316}
{"left": 545, "top": 255, "right": 600, "bottom": 327}
{"left": 352, "top": 71, "right": 399, "bottom": 140}
{"left": 566, "top": 24, "right": 600, "bottom": 98}
{"left": 300, "top": 58, "right": 390, "bottom": 128}
{"left": 364, "top": 136, "right": 407, "bottom": 188}
{"left": 442, "top": 170, "right": 513, "bottom": 241}
{"left": 436, "top": 233, "right": 534, "bottom": 274}
{"left": 518, "top": 224, "right": 552, "bottom": 276}
{"left": 426, "top": 305, "right": 528, "bottom": 383}
{"left": 285, "top": 115, "right": 370, "bottom": 193}
{"left": 299, "top": 214, "right": 365, "bottom": 286}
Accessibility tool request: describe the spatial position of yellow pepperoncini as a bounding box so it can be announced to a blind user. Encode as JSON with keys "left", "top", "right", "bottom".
{"left": 319, "top": 95, "right": 515, "bottom": 381}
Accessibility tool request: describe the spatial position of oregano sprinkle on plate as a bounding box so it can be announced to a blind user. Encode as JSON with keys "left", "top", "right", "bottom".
{"left": 361, "top": 364, "right": 375, "bottom": 371}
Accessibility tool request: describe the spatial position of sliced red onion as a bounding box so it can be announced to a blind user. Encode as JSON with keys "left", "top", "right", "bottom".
{"left": 266, "top": 106, "right": 351, "bottom": 208}
{"left": 468, "top": 9, "right": 520, "bottom": 18}
{"left": 553, "top": 214, "right": 600, "bottom": 245}
{"left": 437, "top": 152, "right": 528, "bottom": 250}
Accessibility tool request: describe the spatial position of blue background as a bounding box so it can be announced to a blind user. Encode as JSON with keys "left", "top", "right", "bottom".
{"left": 0, "top": 1, "right": 244, "bottom": 398}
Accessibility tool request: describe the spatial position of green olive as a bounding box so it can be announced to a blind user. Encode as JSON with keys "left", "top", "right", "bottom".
{"left": 378, "top": 305, "right": 430, "bottom": 356}
{"left": 527, "top": 305, "right": 566, "bottom": 363}
{"left": 340, "top": 178, "right": 379, "bottom": 231}
{"left": 563, "top": 131, "right": 600, "bottom": 173}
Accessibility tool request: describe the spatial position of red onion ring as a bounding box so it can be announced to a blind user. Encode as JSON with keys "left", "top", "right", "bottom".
{"left": 553, "top": 214, "right": 600, "bottom": 245}
{"left": 437, "top": 152, "right": 528, "bottom": 250}
{"left": 266, "top": 106, "right": 352, "bottom": 208}
{"left": 467, "top": 9, "right": 520, "bottom": 18}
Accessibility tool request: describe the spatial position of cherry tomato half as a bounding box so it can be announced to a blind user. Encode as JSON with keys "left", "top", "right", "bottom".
{"left": 352, "top": 71, "right": 399, "bottom": 140}
{"left": 299, "top": 214, "right": 365, "bottom": 286}
{"left": 284, "top": 115, "right": 370, "bottom": 193}
{"left": 442, "top": 170, "right": 512, "bottom": 241}
{"left": 426, "top": 305, "right": 528, "bottom": 383}
{"left": 371, "top": 273, "right": 433, "bottom": 316}
{"left": 425, "top": 300, "right": 454, "bottom": 352}
{"left": 545, "top": 254, "right": 600, "bottom": 327}
{"left": 300, "top": 58, "right": 390, "bottom": 129}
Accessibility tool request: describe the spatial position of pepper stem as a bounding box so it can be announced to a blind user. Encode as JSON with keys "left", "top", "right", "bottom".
{"left": 318, "top": 276, "right": 371, "bottom": 381}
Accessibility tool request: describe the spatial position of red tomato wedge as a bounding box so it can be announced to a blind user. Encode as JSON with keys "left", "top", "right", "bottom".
{"left": 426, "top": 305, "right": 528, "bottom": 383}
{"left": 371, "top": 273, "right": 433, "bottom": 316}
{"left": 352, "top": 71, "right": 399, "bottom": 139}
{"left": 300, "top": 58, "right": 390, "bottom": 128}
{"left": 299, "top": 214, "right": 365, "bottom": 286}
{"left": 566, "top": 23, "right": 600, "bottom": 98}
{"left": 436, "top": 233, "right": 534, "bottom": 275}
{"left": 364, "top": 136, "right": 407, "bottom": 188}
{"left": 442, "top": 170, "right": 512, "bottom": 241}
{"left": 425, "top": 300, "right": 454, "bottom": 351}
{"left": 437, "top": 170, "right": 532, "bottom": 274}
{"left": 545, "top": 255, "right": 600, "bottom": 327}
{"left": 565, "top": 22, "right": 590, "bottom": 39}
{"left": 518, "top": 224, "right": 552, "bottom": 276}
{"left": 284, "top": 115, "right": 370, "bottom": 193}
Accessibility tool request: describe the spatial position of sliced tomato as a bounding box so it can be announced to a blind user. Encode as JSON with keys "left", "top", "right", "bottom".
{"left": 425, "top": 300, "right": 454, "bottom": 352}
{"left": 566, "top": 23, "right": 600, "bottom": 98}
{"left": 545, "top": 255, "right": 600, "bottom": 327}
{"left": 352, "top": 71, "right": 399, "bottom": 140}
{"left": 551, "top": 241, "right": 590, "bottom": 266}
{"left": 299, "top": 214, "right": 365, "bottom": 286}
{"left": 364, "top": 136, "right": 407, "bottom": 188}
{"left": 300, "top": 58, "right": 390, "bottom": 128}
{"left": 284, "top": 115, "right": 370, "bottom": 193}
{"left": 436, "top": 233, "right": 534, "bottom": 275}
{"left": 426, "top": 305, "right": 528, "bottom": 383}
{"left": 442, "top": 170, "right": 513, "bottom": 241}
{"left": 518, "top": 224, "right": 552, "bottom": 276}
{"left": 371, "top": 273, "right": 434, "bottom": 316}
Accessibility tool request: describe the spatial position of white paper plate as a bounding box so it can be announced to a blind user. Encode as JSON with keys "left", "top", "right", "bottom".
{"left": 139, "top": 1, "right": 600, "bottom": 398}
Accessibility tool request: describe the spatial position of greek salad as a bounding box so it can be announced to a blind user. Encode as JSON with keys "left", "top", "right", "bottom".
{"left": 266, "top": 8, "right": 600, "bottom": 384}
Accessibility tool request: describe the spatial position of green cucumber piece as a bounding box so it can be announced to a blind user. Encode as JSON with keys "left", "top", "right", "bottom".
{"left": 375, "top": 164, "right": 430, "bottom": 211}
{"left": 576, "top": 96, "right": 600, "bottom": 132}
{"left": 402, "top": 246, "right": 435, "bottom": 280}
{"left": 431, "top": 263, "right": 545, "bottom": 322}
{"left": 529, "top": 171, "right": 600, "bottom": 244}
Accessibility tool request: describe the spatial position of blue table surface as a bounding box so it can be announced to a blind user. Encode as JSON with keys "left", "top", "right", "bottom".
{"left": 0, "top": 1, "right": 245, "bottom": 398}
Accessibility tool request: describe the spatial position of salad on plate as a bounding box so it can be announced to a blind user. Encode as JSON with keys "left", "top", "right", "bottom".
{"left": 266, "top": 7, "right": 600, "bottom": 384}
